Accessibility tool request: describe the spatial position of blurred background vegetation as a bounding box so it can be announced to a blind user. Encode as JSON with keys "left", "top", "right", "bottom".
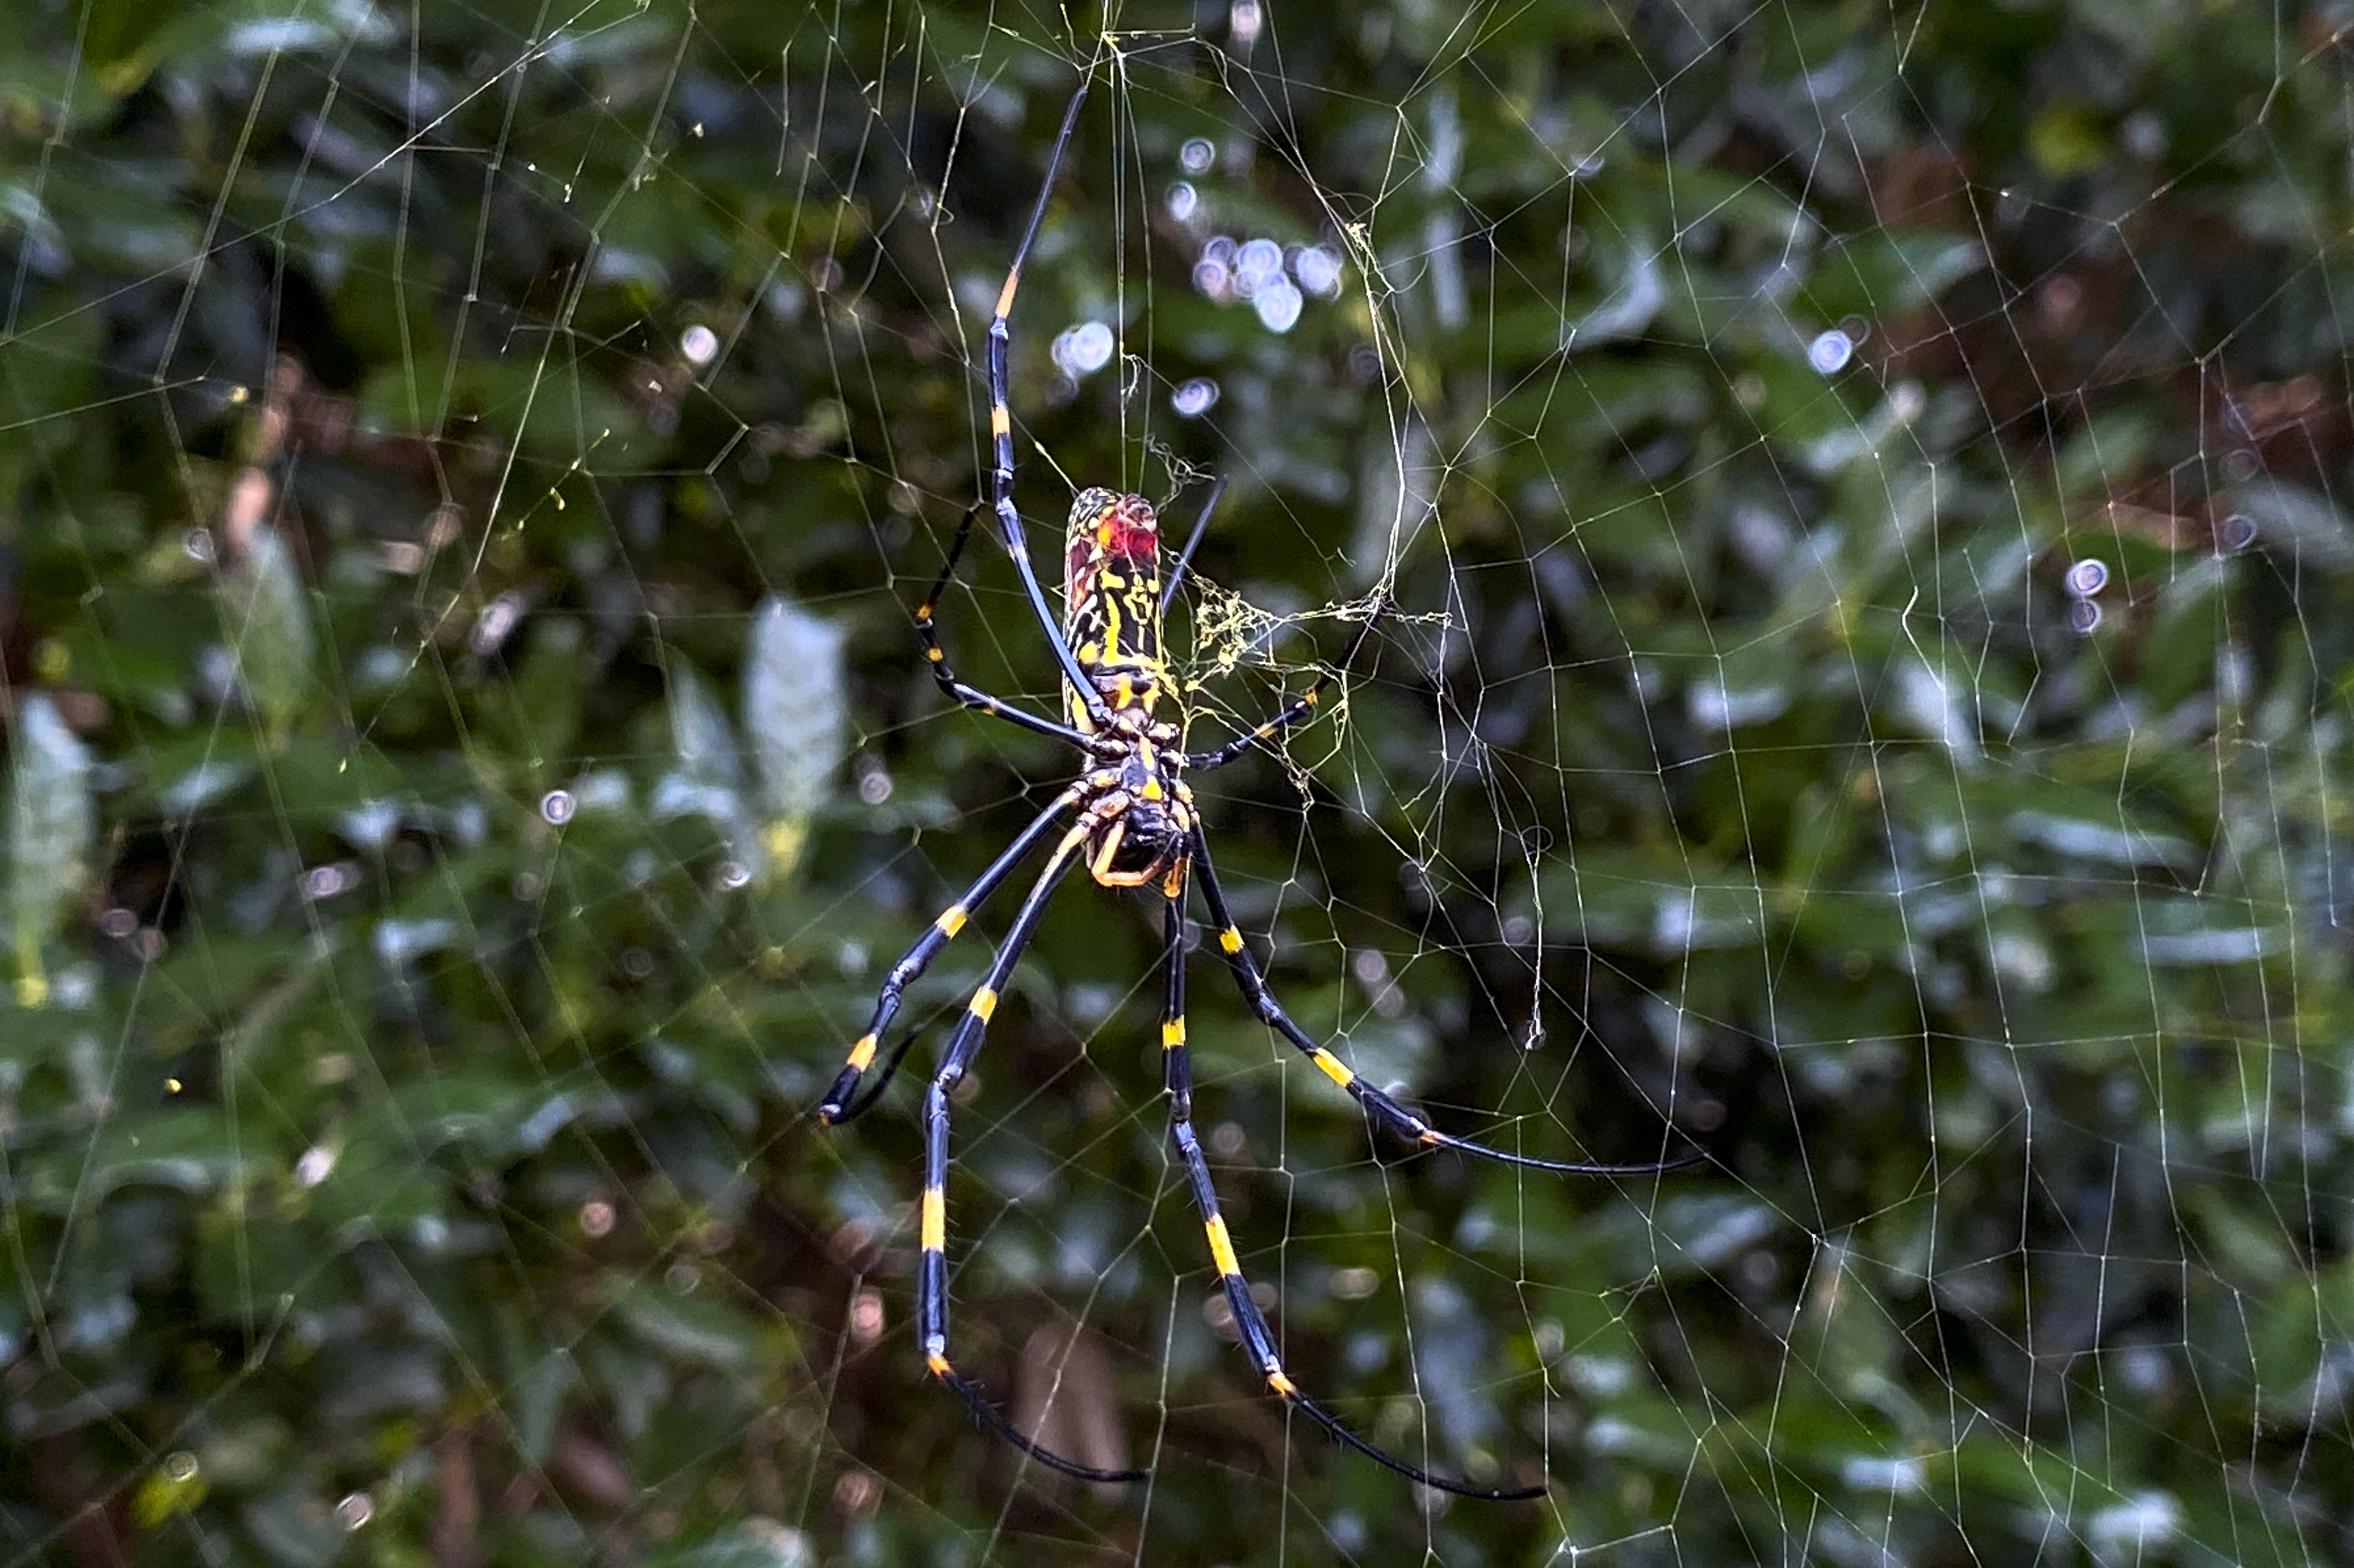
{"left": 3, "top": 0, "right": 2351, "bottom": 1563}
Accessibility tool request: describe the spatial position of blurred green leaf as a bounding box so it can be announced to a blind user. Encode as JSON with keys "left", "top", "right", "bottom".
{"left": 6, "top": 692, "right": 92, "bottom": 1005}
{"left": 604, "top": 1276, "right": 782, "bottom": 1378}
{"left": 217, "top": 520, "right": 318, "bottom": 745}
{"left": 742, "top": 593, "right": 848, "bottom": 881}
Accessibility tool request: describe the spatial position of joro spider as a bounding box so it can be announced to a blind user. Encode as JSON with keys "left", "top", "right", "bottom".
{"left": 817, "top": 78, "right": 1693, "bottom": 1501}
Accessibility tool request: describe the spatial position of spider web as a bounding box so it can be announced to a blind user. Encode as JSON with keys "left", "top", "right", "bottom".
{"left": 4, "top": 1, "right": 2351, "bottom": 1563}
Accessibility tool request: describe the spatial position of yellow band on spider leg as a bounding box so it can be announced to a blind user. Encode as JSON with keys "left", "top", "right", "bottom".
{"left": 1204, "top": 1213, "right": 1241, "bottom": 1277}
{"left": 935, "top": 904, "right": 968, "bottom": 937}
{"left": 1309, "top": 1048, "right": 1355, "bottom": 1088}
{"left": 968, "top": 986, "right": 998, "bottom": 1022}
{"left": 1162, "top": 1017, "right": 1186, "bottom": 1050}
{"left": 1218, "top": 927, "right": 1243, "bottom": 954}
{"left": 921, "top": 1185, "right": 946, "bottom": 1252}
{"left": 847, "top": 1034, "right": 878, "bottom": 1071}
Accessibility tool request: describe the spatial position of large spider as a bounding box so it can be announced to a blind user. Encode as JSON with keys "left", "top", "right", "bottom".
{"left": 817, "top": 78, "right": 1692, "bottom": 1500}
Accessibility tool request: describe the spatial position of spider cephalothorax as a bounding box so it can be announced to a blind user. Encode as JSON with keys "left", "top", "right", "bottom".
{"left": 809, "top": 74, "right": 1695, "bottom": 1502}
{"left": 1071, "top": 741, "right": 1192, "bottom": 893}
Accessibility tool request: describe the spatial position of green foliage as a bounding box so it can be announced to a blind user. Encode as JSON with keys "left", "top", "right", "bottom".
{"left": 1, "top": 0, "right": 2349, "bottom": 1564}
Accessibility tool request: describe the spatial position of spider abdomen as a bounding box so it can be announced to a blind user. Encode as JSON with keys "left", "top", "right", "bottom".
{"left": 1063, "top": 488, "right": 1170, "bottom": 726}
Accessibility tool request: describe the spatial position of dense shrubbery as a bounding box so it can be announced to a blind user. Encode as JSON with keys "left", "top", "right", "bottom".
{"left": 3, "top": 1, "right": 2349, "bottom": 1563}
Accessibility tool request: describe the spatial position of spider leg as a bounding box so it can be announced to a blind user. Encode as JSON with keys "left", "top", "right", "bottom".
{"left": 984, "top": 80, "right": 1117, "bottom": 732}
{"left": 1188, "top": 827, "right": 1700, "bottom": 1177}
{"left": 914, "top": 506, "right": 1101, "bottom": 751}
{"left": 918, "top": 819, "right": 1146, "bottom": 1485}
{"left": 1158, "top": 900, "right": 1545, "bottom": 1500}
{"left": 1158, "top": 474, "right": 1226, "bottom": 616}
{"left": 818, "top": 783, "right": 1087, "bottom": 1124}
{"left": 1183, "top": 595, "right": 1390, "bottom": 772}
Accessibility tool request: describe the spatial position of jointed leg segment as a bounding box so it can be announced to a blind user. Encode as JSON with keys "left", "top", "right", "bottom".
{"left": 982, "top": 82, "right": 1117, "bottom": 732}
{"left": 818, "top": 783, "right": 1087, "bottom": 1125}
{"left": 1184, "top": 596, "right": 1392, "bottom": 772}
{"left": 1158, "top": 475, "right": 1226, "bottom": 615}
{"left": 912, "top": 507, "right": 1101, "bottom": 752}
{"left": 914, "top": 821, "right": 1145, "bottom": 1484}
{"left": 1158, "top": 900, "right": 1546, "bottom": 1500}
{"left": 1188, "top": 826, "right": 1696, "bottom": 1177}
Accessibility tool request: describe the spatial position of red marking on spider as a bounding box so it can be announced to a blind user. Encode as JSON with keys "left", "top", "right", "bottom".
{"left": 1067, "top": 494, "right": 1159, "bottom": 603}
{"left": 1097, "top": 494, "right": 1158, "bottom": 562}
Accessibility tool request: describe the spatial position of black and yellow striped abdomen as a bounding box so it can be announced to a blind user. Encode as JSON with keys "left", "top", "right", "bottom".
{"left": 1063, "top": 488, "right": 1170, "bottom": 728}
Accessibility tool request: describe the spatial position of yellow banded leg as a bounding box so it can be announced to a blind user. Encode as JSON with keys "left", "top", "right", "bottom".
{"left": 1183, "top": 593, "right": 1392, "bottom": 773}
{"left": 817, "top": 785, "right": 1084, "bottom": 1124}
{"left": 976, "top": 80, "right": 1116, "bottom": 730}
{"left": 1184, "top": 823, "right": 1693, "bottom": 1177}
{"left": 912, "top": 506, "right": 1099, "bottom": 750}
{"left": 907, "top": 823, "right": 1138, "bottom": 1482}
{"left": 1158, "top": 885, "right": 1541, "bottom": 1500}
